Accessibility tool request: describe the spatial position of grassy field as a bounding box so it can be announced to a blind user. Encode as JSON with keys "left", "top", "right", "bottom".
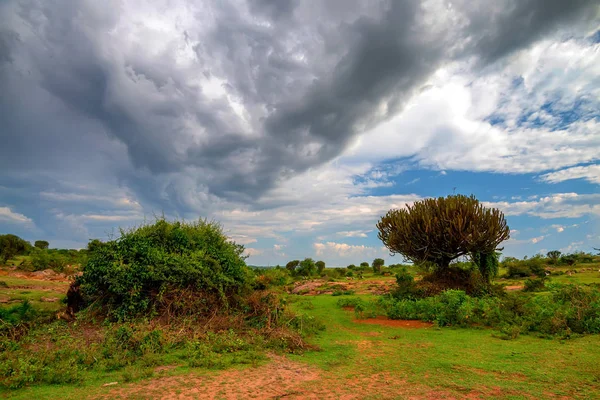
{"left": 289, "top": 294, "right": 600, "bottom": 398}
{"left": 3, "top": 292, "right": 599, "bottom": 399}
{"left": 0, "top": 275, "right": 68, "bottom": 313}
{"left": 2, "top": 259, "right": 600, "bottom": 399}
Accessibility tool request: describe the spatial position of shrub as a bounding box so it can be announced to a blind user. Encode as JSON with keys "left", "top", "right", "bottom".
{"left": 381, "top": 284, "right": 600, "bottom": 337}
{"left": 331, "top": 290, "right": 355, "bottom": 296}
{"left": 523, "top": 277, "right": 547, "bottom": 292}
{"left": 253, "top": 268, "right": 291, "bottom": 289}
{"left": 505, "top": 262, "right": 531, "bottom": 278}
{"left": 78, "top": 219, "right": 252, "bottom": 321}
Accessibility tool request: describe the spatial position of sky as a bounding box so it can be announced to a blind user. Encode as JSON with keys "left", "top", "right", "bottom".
{"left": 0, "top": 0, "right": 599, "bottom": 267}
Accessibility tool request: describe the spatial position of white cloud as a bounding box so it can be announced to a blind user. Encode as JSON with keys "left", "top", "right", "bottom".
{"left": 540, "top": 165, "right": 600, "bottom": 185}
{"left": 244, "top": 248, "right": 263, "bottom": 257}
{"left": 40, "top": 191, "right": 142, "bottom": 209}
{"left": 560, "top": 241, "right": 584, "bottom": 254}
{"left": 343, "top": 38, "right": 600, "bottom": 175}
{"left": 228, "top": 234, "right": 257, "bottom": 245}
{"left": 485, "top": 193, "right": 600, "bottom": 219}
{"left": 0, "top": 207, "right": 33, "bottom": 225}
{"left": 336, "top": 230, "right": 372, "bottom": 238}
{"left": 313, "top": 241, "right": 386, "bottom": 261}
{"left": 530, "top": 236, "right": 545, "bottom": 244}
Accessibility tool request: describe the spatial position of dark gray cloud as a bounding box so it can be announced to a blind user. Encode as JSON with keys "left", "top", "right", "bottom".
{"left": 461, "top": 0, "right": 600, "bottom": 63}
{"left": 0, "top": 0, "right": 597, "bottom": 243}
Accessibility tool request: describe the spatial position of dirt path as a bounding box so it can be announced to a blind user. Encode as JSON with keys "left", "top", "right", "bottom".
{"left": 94, "top": 354, "right": 493, "bottom": 400}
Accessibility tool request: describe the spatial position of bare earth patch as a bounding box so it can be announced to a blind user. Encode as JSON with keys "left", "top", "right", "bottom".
{"left": 354, "top": 317, "right": 434, "bottom": 329}
{"left": 93, "top": 355, "right": 506, "bottom": 400}
{"left": 504, "top": 285, "right": 524, "bottom": 291}
{"left": 94, "top": 355, "right": 321, "bottom": 400}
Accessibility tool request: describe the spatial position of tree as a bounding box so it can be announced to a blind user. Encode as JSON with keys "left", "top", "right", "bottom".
{"left": 471, "top": 251, "right": 500, "bottom": 284}
{"left": 0, "top": 234, "right": 30, "bottom": 263}
{"left": 87, "top": 239, "right": 105, "bottom": 253}
{"left": 547, "top": 250, "right": 561, "bottom": 264}
{"left": 377, "top": 194, "right": 510, "bottom": 277}
{"left": 372, "top": 258, "right": 385, "bottom": 273}
{"left": 560, "top": 254, "right": 576, "bottom": 266}
{"left": 297, "top": 258, "right": 317, "bottom": 277}
{"left": 285, "top": 260, "right": 300, "bottom": 273}
{"left": 316, "top": 260, "right": 326, "bottom": 274}
{"left": 34, "top": 240, "right": 49, "bottom": 250}
{"left": 347, "top": 264, "right": 356, "bottom": 270}
{"left": 359, "top": 262, "right": 369, "bottom": 270}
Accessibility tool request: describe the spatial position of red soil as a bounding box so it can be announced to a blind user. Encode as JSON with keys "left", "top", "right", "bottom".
{"left": 354, "top": 316, "right": 433, "bottom": 329}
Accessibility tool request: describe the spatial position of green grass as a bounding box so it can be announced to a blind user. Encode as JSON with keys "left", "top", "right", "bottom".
{"left": 0, "top": 276, "right": 67, "bottom": 313}
{"left": 2, "top": 274, "right": 600, "bottom": 399}
{"left": 288, "top": 294, "right": 600, "bottom": 399}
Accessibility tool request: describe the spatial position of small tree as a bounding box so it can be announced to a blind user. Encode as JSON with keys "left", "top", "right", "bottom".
{"left": 372, "top": 258, "right": 385, "bottom": 273}
{"left": 297, "top": 258, "right": 316, "bottom": 277}
{"left": 87, "top": 239, "right": 105, "bottom": 253}
{"left": 0, "top": 234, "right": 31, "bottom": 264}
{"left": 547, "top": 250, "right": 561, "bottom": 264}
{"left": 285, "top": 260, "right": 300, "bottom": 273}
{"left": 316, "top": 260, "right": 326, "bottom": 274}
{"left": 359, "top": 262, "right": 369, "bottom": 270}
{"left": 347, "top": 264, "right": 357, "bottom": 270}
{"left": 377, "top": 194, "right": 510, "bottom": 278}
{"left": 34, "top": 240, "right": 49, "bottom": 250}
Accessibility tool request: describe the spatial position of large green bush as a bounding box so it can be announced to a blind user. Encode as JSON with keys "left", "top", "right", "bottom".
{"left": 78, "top": 219, "right": 253, "bottom": 321}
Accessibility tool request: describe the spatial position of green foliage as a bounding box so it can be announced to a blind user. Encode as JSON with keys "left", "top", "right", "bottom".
{"left": 381, "top": 284, "right": 600, "bottom": 337}
{"left": 29, "top": 249, "right": 68, "bottom": 272}
{"left": 297, "top": 258, "right": 317, "bottom": 277}
{"left": 547, "top": 250, "right": 561, "bottom": 264}
{"left": 471, "top": 251, "right": 499, "bottom": 283}
{"left": 390, "top": 267, "right": 423, "bottom": 300}
{"left": 33, "top": 241, "right": 49, "bottom": 250}
{"left": 79, "top": 218, "right": 252, "bottom": 321}
{"left": 315, "top": 260, "right": 326, "bottom": 274}
{"left": 372, "top": 258, "right": 384, "bottom": 273}
{"left": 523, "top": 276, "right": 547, "bottom": 292}
{"left": 347, "top": 264, "right": 356, "bottom": 270}
{"left": 0, "top": 234, "right": 31, "bottom": 264}
{"left": 0, "top": 301, "right": 37, "bottom": 334}
{"left": 377, "top": 194, "right": 510, "bottom": 273}
{"left": 331, "top": 290, "right": 355, "bottom": 296}
{"left": 503, "top": 255, "right": 547, "bottom": 278}
{"left": 560, "top": 254, "right": 576, "bottom": 266}
{"left": 87, "top": 239, "right": 105, "bottom": 253}
{"left": 336, "top": 297, "right": 380, "bottom": 318}
{"left": 359, "top": 262, "right": 369, "bottom": 269}
{"left": 254, "top": 267, "right": 291, "bottom": 289}
{"left": 285, "top": 260, "right": 300, "bottom": 273}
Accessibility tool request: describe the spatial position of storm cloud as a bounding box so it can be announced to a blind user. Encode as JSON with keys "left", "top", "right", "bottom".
{"left": 0, "top": 0, "right": 598, "bottom": 251}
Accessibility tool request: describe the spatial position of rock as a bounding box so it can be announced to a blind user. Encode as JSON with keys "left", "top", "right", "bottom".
{"left": 102, "top": 382, "right": 119, "bottom": 387}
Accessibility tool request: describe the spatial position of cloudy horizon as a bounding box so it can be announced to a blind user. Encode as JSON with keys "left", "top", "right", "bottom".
{"left": 1, "top": 0, "right": 599, "bottom": 266}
